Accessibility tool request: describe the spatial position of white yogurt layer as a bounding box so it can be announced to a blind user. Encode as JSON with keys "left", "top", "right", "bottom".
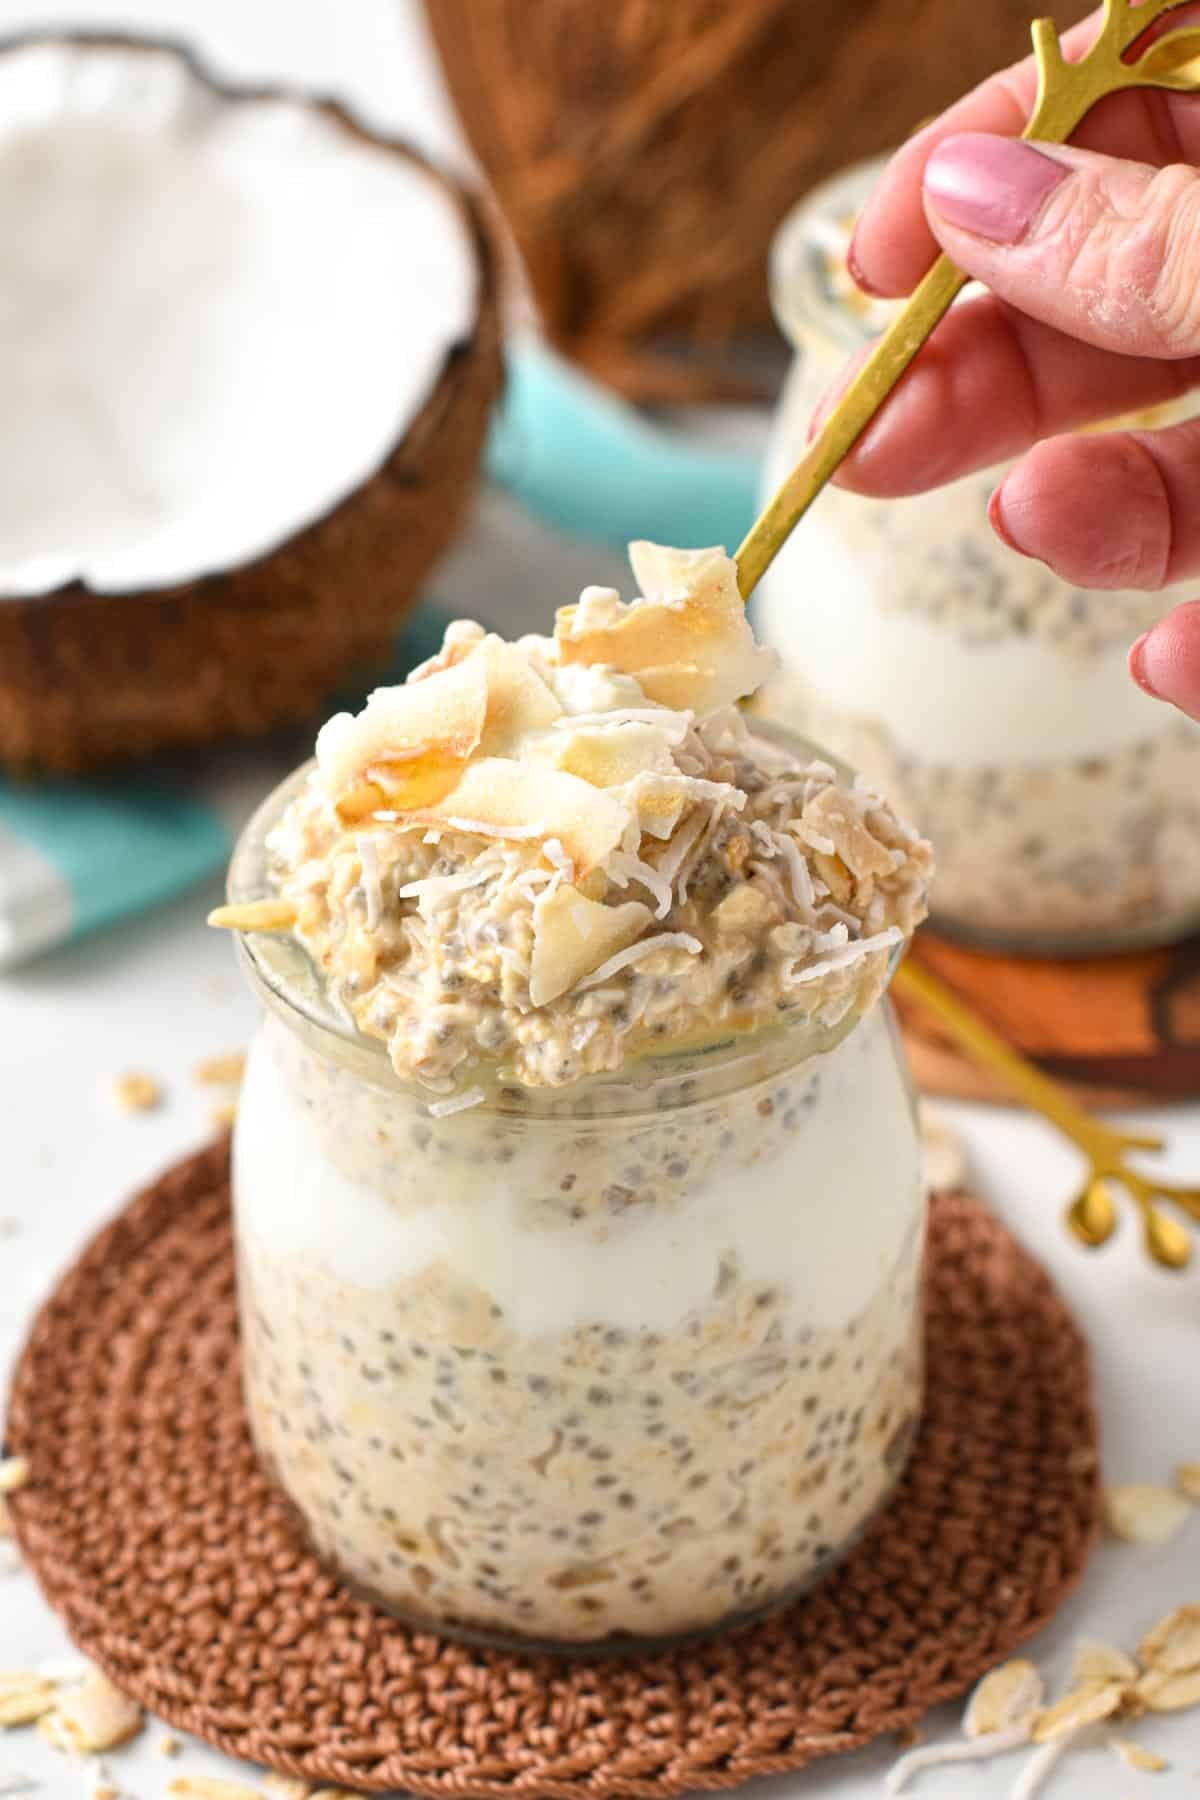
{"left": 757, "top": 516, "right": 1176, "bottom": 769}
{"left": 234, "top": 1005, "right": 921, "bottom": 1340}
{"left": 0, "top": 40, "right": 475, "bottom": 596}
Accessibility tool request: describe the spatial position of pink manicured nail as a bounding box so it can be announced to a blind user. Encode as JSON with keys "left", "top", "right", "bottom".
{"left": 987, "top": 484, "right": 1020, "bottom": 551}
{"left": 846, "top": 234, "right": 883, "bottom": 298}
{"left": 1129, "top": 630, "right": 1158, "bottom": 696}
{"left": 924, "top": 133, "right": 1068, "bottom": 245}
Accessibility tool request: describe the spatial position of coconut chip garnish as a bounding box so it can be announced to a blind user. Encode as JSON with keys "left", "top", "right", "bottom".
{"left": 228, "top": 543, "right": 932, "bottom": 1093}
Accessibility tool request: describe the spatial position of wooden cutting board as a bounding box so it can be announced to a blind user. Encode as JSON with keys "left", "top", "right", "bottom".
{"left": 897, "top": 931, "right": 1200, "bottom": 1109}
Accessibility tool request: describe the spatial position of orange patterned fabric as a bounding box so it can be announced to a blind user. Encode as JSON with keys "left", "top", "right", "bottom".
{"left": 6, "top": 1140, "right": 1099, "bottom": 1795}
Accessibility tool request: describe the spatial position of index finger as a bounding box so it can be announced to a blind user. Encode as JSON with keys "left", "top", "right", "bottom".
{"left": 850, "top": 5, "right": 1200, "bottom": 297}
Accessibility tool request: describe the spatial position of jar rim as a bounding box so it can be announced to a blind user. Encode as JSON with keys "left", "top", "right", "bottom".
{"left": 226, "top": 718, "right": 907, "bottom": 1118}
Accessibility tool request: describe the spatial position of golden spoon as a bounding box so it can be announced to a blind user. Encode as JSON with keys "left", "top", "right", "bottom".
{"left": 897, "top": 958, "right": 1200, "bottom": 1269}
{"left": 735, "top": 0, "right": 1200, "bottom": 599}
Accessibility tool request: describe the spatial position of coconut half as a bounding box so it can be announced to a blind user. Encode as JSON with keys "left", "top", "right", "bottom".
{"left": 0, "top": 34, "right": 502, "bottom": 772}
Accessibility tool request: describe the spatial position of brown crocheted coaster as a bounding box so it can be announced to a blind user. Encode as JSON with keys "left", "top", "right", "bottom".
{"left": 5, "top": 1141, "right": 1099, "bottom": 1797}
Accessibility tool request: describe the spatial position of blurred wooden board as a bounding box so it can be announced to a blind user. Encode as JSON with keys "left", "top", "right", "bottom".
{"left": 897, "top": 931, "right": 1200, "bottom": 1110}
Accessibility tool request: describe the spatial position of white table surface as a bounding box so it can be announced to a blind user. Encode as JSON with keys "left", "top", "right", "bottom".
{"left": 3, "top": 3, "right": 1200, "bottom": 1797}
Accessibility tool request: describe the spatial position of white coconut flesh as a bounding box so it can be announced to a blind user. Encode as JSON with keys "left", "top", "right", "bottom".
{"left": 0, "top": 39, "right": 478, "bottom": 598}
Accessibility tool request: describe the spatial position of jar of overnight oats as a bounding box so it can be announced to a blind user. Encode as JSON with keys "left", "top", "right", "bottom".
{"left": 755, "top": 157, "right": 1200, "bottom": 955}
{"left": 220, "top": 551, "right": 932, "bottom": 1652}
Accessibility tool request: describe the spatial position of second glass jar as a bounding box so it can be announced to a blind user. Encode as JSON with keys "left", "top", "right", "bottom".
{"left": 756, "top": 157, "right": 1200, "bottom": 955}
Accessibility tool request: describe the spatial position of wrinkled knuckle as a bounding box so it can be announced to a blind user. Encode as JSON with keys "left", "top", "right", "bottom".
{"left": 1123, "top": 164, "right": 1200, "bottom": 355}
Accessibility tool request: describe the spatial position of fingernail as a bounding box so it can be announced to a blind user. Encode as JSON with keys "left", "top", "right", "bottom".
{"left": 924, "top": 132, "right": 1068, "bottom": 245}
{"left": 1129, "top": 630, "right": 1158, "bottom": 696}
{"left": 846, "top": 234, "right": 883, "bottom": 298}
{"left": 987, "top": 484, "right": 1019, "bottom": 551}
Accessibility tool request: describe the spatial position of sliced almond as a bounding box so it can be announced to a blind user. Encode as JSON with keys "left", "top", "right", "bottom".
{"left": 529, "top": 885, "right": 651, "bottom": 1008}
{"left": 1031, "top": 1680, "right": 1125, "bottom": 1743}
{"left": 1174, "top": 1462, "right": 1200, "bottom": 1502}
{"left": 410, "top": 758, "right": 631, "bottom": 875}
{"left": 555, "top": 542, "right": 775, "bottom": 716}
{"left": 0, "top": 1463, "right": 28, "bottom": 1498}
{"left": 1111, "top": 1736, "right": 1168, "bottom": 1772}
{"left": 47, "top": 1672, "right": 142, "bottom": 1753}
{"left": 1104, "top": 1484, "right": 1194, "bottom": 1545}
{"left": 1135, "top": 1666, "right": 1200, "bottom": 1713}
{"left": 207, "top": 900, "right": 298, "bottom": 934}
{"left": 1071, "top": 1641, "right": 1140, "bottom": 1687}
{"left": 963, "top": 1660, "right": 1044, "bottom": 1739}
{"left": 1138, "top": 1605, "right": 1200, "bottom": 1673}
{"left": 317, "top": 648, "right": 490, "bottom": 812}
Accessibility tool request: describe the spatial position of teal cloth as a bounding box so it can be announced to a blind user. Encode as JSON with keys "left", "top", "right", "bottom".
{"left": 0, "top": 341, "right": 762, "bottom": 965}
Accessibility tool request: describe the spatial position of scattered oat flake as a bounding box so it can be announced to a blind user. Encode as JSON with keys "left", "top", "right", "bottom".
{"left": 47, "top": 1672, "right": 142, "bottom": 1753}
{"left": 1104, "top": 1484, "right": 1194, "bottom": 1544}
{"left": 1032, "top": 1680, "right": 1125, "bottom": 1742}
{"left": 263, "top": 1780, "right": 313, "bottom": 1800}
{"left": 109, "top": 1071, "right": 162, "bottom": 1113}
{"left": 166, "top": 1783, "right": 267, "bottom": 1800}
{"left": 964, "top": 1659, "right": 1044, "bottom": 1738}
{"left": 1072, "top": 1640, "right": 1140, "bottom": 1686}
{"left": 1175, "top": 1463, "right": 1200, "bottom": 1502}
{"left": 0, "top": 1682, "right": 56, "bottom": 1728}
{"left": 1112, "top": 1736, "right": 1169, "bottom": 1772}
{"left": 1139, "top": 1605, "right": 1200, "bottom": 1673}
{"left": 209, "top": 1099, "right": 239, "bottom": 1131}
{"left": 192, "top": 1052, "right": 246, "bottom": 1087}
{"left": 156, "top": 1733, "right": 181, "bottom": 1757}
{"left": 1136, "top": 1666, "right": 1200, "bottom": 1713}
{"left": 311, "top": 1790, "right": 365, "bottom": 1799}
{"left": 92, "top": 1786, "right": 118, "bottom": 1800}
{"left": 0, "top": 1462, "right": 29, "bottom": 1497}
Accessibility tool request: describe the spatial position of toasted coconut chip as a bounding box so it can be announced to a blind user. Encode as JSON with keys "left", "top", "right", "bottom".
{"left": 477, "top": 638, "right": 562, "bottom": 752}
{"left": 1136, "top": 1666, "right": 1200, "bottom": 1713}
{"left": 529, "top": 885, "right": 652, "bottom": 1007}
{"left": 1104, "top": 1484, "right": 1194, "bottom": 1545}
{"left": 408, "top": 619, "right": 487, "bottom": 683}
{"left": 319, "top": 650, "right": 489, "bottom": 812}
{"left": 1031, "top": 1681, "right": 1125, "bottom": 1743}
{"left": 1071, "top": 1641, "right": 1140, "bottom": 1687}
{"left": 45, "top": 1672, "right": 142, "bottom": 1754}
{"left": 964, "top": 1660, "right": 1044, "bottom": 1739}
{"left": 522, "top": 720, "right": 677, "bottom": 788}
{"left": 554, "top": 543, "right": 776, "bottom": 716}
{"left": 1175, "top": 1462, "right": 1200, "bottom": 1501}
{"left": 801, "top": 785, "right": 897, "bottom": 882}
{"left": 410, "top": 758, "right": 631, "bottom": 875}
{"left": 1138, "top": 1605, "right": 1200, "bottom": 1674}
{"left": 1111, "top": 1736, "right": 1169, "bottom": 1772}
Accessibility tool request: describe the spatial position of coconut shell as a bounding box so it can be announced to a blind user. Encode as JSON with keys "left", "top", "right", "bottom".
{"left": 422, "top": 0, "right": 1090, "bottom": 403}
{"left": 0, "top": 37, "right": 503, "bottom": 776}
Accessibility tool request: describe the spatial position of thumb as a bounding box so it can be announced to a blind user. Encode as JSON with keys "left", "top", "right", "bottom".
{"left": 922, "top": 135, "right": 1200, "bottom": 358}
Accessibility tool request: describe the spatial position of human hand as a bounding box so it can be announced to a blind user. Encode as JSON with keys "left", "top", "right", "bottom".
{"left": 825, "top": 5, "right": 1200, "bottom": 719}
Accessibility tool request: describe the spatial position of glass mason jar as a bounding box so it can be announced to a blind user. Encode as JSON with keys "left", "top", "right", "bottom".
{"left": 755, "top": 156, "right": 1200, "bottom": 955}
{"left": 228, "top": 756, "right": 927, "bottom": 1654}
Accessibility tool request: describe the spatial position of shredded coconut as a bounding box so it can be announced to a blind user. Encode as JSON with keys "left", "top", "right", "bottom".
{"left": 358, "top": 835, "right": 383, "bottom": 932}
{"left": 543, "top": 838, "right": 575, "bottom": 882}
{"left": 773, "top": 829, "right": 816, "bottom": 915}
{"left": 606, "top": 850, "right": 673, "bottom": 920}
{"left": 886, "top": 1724, "right": 1032, "bottom": 1794}
{"left": 577, "top": 932, "right": 703, "bottom": 991}
{"left": 427, "top": 1087, "right": 486, "bottom": 1118}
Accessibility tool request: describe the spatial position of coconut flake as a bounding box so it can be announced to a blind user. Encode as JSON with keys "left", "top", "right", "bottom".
{"left": 410, "top": 758, "right": 631, "bottom": 874}
{"left": 543, "top": 838, "right": 575, "bottom": 883}
{"left": 529, "top": 885, "right": 652, "bottom": 1007}
{"left": 357, "top": 835, "right": 382, "bottom": 932}
{"left": 427, "top": 1087, "right": 485, "bottom": 1119}
{"left": 576, "top": 931, "right": 702, "bottom": 991}
{"left": 772, "top": 829, "right": 816, "bottom": 915}
{"left": 605, "top": 850, "right": 673, "bottom": 920}
{"left": 782, "top": 926, "right": 902, "bottom": 986}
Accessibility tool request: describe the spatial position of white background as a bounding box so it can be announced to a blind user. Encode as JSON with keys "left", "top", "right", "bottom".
{"left": 2, "top": 3, "right": 1200, "bottom": 1797}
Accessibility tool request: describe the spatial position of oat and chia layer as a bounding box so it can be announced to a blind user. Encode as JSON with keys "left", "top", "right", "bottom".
{"left": 227, "top": 542, "right": 933, "bottom": 1650}
{"left": 765, "top": 674, "right": 1200, "bottom": 948}
{"left": 264, "top": 543, "right": 931, "bottom": 1093}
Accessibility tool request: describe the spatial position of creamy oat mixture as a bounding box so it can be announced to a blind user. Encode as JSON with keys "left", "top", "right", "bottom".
{"left": 265, "top": 542, "right": 931, "bottom": 1092}
{"left": 230, "top": 542, "right": 933, "bottom": 1648}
